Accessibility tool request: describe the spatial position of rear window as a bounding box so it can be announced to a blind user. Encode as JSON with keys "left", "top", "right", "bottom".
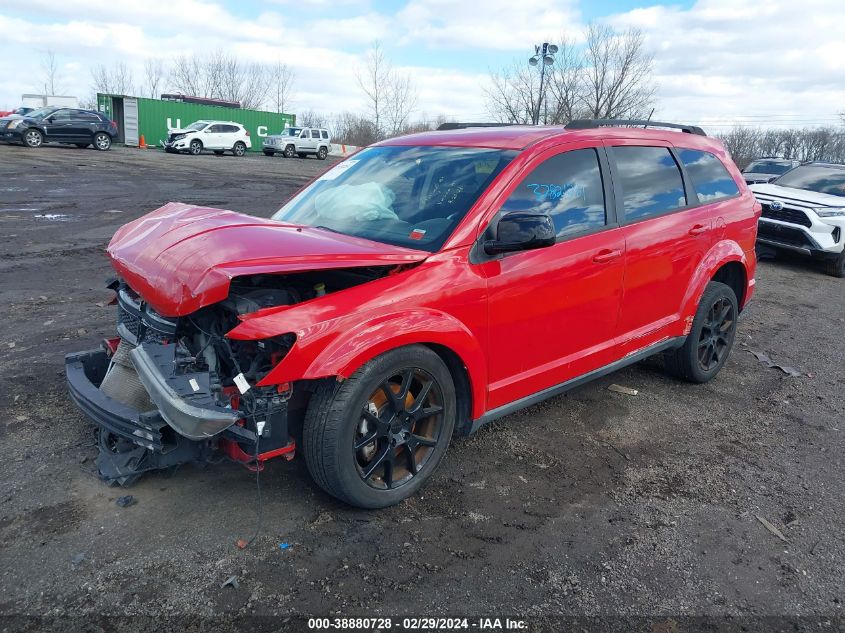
{"left": 677, "top": 149, "right": 740, "bottom": 202}
{"left": 611, "top": 146, "right": 686, "bottom": 221}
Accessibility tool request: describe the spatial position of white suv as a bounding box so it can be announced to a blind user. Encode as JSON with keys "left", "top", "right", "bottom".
{"left": 262, "top": 126, "right": 331, "bottom": 159}
{"left": 164, "top": 120, "right": 252, "bottom": 156}
{"left": 751, "top": 162, "right": 845, "bottom": 277}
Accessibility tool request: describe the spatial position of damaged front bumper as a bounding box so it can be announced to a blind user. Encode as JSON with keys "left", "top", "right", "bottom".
{"left": 129, "top": 343, "right": 240, "bottom": 440}
{"left": 66, "top": 345, "right": 294, "bottom": 485}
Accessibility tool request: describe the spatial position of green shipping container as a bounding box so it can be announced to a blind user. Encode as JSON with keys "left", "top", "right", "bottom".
{"left": 96, "top": 93, "right": 295, "bottom": 151}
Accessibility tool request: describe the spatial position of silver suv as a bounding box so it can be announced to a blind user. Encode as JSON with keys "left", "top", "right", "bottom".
{"left": 263, "top": 126, "right": 331, "bottom": 159}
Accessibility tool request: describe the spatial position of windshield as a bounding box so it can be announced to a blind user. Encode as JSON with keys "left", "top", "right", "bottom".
{"left": 272, "top": 145, "right": 516, "bottom": 251}
{"left": 185, "top": 121, "right": 207, "bottom": 131}
{"left": 281, "top": 127, "right": 302, "bottom": 136}
{"left": 24, "top": 107, "right": 57, "bottom": 120}
{"left": 773, "top": 165, "right": 845, "bottom": 197}
{"left": 746, "top": 160, "right": 794, "bottom": 175}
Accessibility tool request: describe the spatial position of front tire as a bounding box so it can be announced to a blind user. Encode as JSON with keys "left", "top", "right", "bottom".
{"left": 283, "top": 144, "right": 295, "bottom": 158}
{"left": 303, "top": 345, "right": 456, "bottom": 508}
{"left": 23, "top": 128, "right": 43, "bottom": 148}
{"left": 232, "top": 141, "right": 246, "bottom": 157}
{"left": 665, "top": 281, "right": 738, "bottom": 383}
{"left": 189, "top": 139, "right": 202, "bottom": 155}
{"left": 93, "top": 132, "right": 111, "bottom": 151}
{"left": 822, "top": 251, "right": 845, "bottom": 278}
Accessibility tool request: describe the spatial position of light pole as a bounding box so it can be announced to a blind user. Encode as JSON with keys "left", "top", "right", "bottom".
{"left": 529, "top": 42, "right": 558, "bottom": 125}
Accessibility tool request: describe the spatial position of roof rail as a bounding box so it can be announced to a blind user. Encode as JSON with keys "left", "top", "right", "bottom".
{"left": 565, "top": 119, "right": 706, "bottom": 136}
{"left": 437, "top": 122, "right": 525, "bottom": 131}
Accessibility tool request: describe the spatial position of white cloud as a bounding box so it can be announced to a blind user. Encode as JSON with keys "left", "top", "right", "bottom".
{"left": 0, "top": 0, "right": 843, "bottom": 131}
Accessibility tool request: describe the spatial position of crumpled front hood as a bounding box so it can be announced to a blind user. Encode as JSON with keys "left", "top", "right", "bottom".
{"left": 107, "top": 202, "right": 429, "bottom": 317}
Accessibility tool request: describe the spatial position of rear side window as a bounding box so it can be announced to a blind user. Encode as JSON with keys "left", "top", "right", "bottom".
{"left": 677, "top": 149, "right": 740, "bottom": 202}
{"left": 321, "top": 131, "right": 329, "bottom": 139}
{"left": 224, "top": 125, "right": 240, "bottom": 133}
{"left": 499, "top": 148, "right": 606, "bottom": 238}
{"left": 311, "top": 129, "right": 321, "bottom": 137}
{"left": 612, "top": 146, "right": 686, "bottom": 221}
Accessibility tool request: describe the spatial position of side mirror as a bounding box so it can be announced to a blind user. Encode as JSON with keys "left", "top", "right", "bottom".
{"left": 484, "top": 211, "right": 556, "bottom": 255}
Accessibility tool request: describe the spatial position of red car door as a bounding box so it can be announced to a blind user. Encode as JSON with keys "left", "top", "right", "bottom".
{"left": 477, "top": 144, "right": 626, "bottom": 411}
{"left": 607, "top": 142, "right": 715, "bottom": 355}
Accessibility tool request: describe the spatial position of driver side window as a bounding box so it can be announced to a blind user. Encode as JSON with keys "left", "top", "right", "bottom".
{"left": 499, "top": 148, "right": 607, "bottom": 238}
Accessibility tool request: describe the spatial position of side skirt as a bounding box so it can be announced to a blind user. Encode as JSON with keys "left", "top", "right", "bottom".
{"left": 467, "top": 336, "right": 685, "bottom": 435}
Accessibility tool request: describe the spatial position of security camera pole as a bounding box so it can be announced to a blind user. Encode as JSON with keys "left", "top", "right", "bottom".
{"left": 529, "top": 42, "right": 558, "bottom": 125}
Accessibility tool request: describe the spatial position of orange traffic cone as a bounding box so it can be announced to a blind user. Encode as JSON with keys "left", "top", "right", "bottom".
{"left": 139, "top": 134, "right": 146, "bottom": 149}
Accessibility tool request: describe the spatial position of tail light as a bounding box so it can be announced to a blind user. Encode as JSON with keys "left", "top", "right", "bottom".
{"left": 245, "top": 130, "right": 250, "bottom": 136}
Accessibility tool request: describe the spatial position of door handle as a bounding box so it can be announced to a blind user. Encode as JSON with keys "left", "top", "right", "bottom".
{"left": 688, "top": 224, "right": 708, "bottom": 236}
{"left": 592, "top": 248, "right": 622, "bottom": 263}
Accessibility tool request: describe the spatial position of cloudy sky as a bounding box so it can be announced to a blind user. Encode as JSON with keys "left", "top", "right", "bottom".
{"left": 1, "top": 0, "right": 843, "bottom": 132}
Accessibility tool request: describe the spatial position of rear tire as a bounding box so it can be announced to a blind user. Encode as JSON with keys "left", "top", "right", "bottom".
{"left": 233, "top": 141, "right": 246, "bottom": 157}
{"left": 189, "top": 139, "right": 202, "bottom": 155}
{"left": 23, "top": 128, "right": 43, "bottom": 148}
{"left": 317, "top": 146, "right": 328, "bottom": 160}
{"left": 303, "top": 345, "right": 456, "bottom": 508}
{"left": 93, "top": 132, "right": 111, "bottom": 151}
{"left": 665, "top": 281, "right": 738, "bottom": 383}
{"left": 822, "top": 251, "right": 845, "bottom": 278}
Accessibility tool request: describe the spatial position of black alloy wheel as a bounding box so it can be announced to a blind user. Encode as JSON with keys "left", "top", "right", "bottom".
{"left": 354, "top": 368, "right": 445, "bottom": 491}
{"left": 697, "top": 296, "right": 735, "bottom": 372}
{"left": 665, "top": 281, "right": 738, "bottom": 383}
{"left": 303, "top": 345, "right": 456, "bottom": 508}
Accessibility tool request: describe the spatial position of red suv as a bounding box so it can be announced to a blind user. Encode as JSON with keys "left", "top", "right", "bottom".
{"left": 66, "top": 120, "right": 760, "bottom": 508}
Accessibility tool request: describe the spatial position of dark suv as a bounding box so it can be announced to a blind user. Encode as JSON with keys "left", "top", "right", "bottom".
{"left": 0, "top": 106, "right": 117, "bottom": 150}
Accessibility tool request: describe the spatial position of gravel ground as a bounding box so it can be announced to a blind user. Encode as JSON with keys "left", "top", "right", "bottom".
{"left": 0, "top": 144, "right": 842, "bottom": 631}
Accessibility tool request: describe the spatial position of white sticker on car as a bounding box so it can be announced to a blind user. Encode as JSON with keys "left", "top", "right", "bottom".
{"left": 318, "top": 160, "right": 359, "bottom": 181}
{"left": 233, "top": 373, "right": 251, "bottom": 395}
{"left": 189, "top": 378, "right": 200, "bottom": 392}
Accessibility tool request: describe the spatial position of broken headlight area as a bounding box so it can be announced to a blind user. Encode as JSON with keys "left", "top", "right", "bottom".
{"left": 68, "top": 268, "right": 392, "bottom": 485}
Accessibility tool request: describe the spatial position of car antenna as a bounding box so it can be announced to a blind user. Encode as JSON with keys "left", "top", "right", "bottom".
{"left": 643, "top": 108, "right": 655, "bottom": 129}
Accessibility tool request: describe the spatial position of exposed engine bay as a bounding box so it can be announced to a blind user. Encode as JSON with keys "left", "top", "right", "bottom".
{"left": 68, "top": 266, "right": 392, "bottom": 485}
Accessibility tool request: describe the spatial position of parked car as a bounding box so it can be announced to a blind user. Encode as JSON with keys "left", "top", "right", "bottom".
{"left": 66, "top": 120, "right": 758, "bottom": 508}
{"left": 742, "top": 158, "right": 801, "bottom": 185}
{"left": 164, "top": 120, "right": 251, "bottom": 156}
{"left": 751, "top": 162, "right": 845, "bottom": 277}
{"left": 263, "top": 126, "right": 330, "bottom": 159}
{"left": 0, "top": 106, "right": 117, "bottom": 150}
{"left": 0, "top": 106, "right": 34, "bottom": 118}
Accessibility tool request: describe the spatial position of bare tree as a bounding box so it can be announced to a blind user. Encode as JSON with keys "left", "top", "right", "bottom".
{"left": 485, "top": 24, "right": 655, "bottom": 125}
{"left": 169, "top": 51, "right": 268, "bottom": 108}
{"left": 356, "top": 42, "right": 417, "bottom": 139}
{"left": 91, "top": 62, "right": 134, "bottom": 95}
{"left": 269, "top": 60, "right": 295, "bottom": 114}
{"left": 41, "top": 50, "right": 61, "bottom": 96}
{"left": 717, "top": 126, "right": 845, "bottom": 169}
{"left": 485, "top": 61, "right": 543, "bottom": 124}
{"left": 581, "top": 25, "right": 655, "bottom": 119}
{"left": 299, "top": 109, "right": 327, "bottom": 127}
{"left": 143, "top": 59, "right": 166, "bottom": 99}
